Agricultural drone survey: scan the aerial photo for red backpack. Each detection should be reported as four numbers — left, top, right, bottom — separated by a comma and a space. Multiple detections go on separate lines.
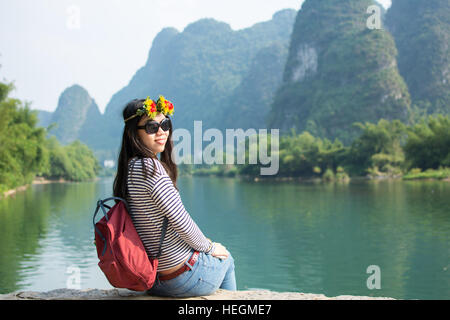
93, 197, 168, 291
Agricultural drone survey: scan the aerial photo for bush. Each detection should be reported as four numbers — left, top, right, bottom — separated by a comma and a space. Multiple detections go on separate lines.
322, 168, 335, 181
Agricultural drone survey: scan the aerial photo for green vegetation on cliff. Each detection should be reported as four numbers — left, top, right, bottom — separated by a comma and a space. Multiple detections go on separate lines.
268, 0, 411, 145
385, 0, 450, 115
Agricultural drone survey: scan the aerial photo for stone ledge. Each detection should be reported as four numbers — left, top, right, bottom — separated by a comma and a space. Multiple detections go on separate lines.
0, 288, 395, 300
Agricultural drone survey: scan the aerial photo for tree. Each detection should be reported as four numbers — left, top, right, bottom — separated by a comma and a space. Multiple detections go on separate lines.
0, 82, 48, 192
349, 119, 407, 175
403, 115, 450, 170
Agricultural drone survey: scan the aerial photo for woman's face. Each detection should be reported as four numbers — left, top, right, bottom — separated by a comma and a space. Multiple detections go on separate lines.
137, 112, 170, 155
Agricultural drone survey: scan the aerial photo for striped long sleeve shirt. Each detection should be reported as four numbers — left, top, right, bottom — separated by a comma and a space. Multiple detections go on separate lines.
126, 157, 213, 271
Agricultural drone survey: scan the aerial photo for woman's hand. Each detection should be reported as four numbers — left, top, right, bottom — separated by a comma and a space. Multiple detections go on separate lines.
211, 242, 230, 260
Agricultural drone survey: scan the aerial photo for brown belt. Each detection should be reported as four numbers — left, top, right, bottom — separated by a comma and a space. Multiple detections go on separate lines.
158, 251, 199, 281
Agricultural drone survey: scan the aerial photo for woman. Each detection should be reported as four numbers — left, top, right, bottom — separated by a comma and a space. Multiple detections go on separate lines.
113, 96, 236, 297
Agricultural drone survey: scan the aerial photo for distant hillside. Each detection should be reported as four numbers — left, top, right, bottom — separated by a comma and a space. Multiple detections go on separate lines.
36, 110, 52, 128
101, 9, 297, 151
385, 0, 450, 115
49, 84, 103, 148
268, 0, 412, 145
43, 3, 449, 163
210, 41, 289, 131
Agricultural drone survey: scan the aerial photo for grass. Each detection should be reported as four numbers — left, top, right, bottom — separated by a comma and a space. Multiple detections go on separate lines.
402, 167, 450, 180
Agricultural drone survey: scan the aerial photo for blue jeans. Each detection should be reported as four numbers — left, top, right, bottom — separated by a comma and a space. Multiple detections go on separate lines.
147, 250, 236, 298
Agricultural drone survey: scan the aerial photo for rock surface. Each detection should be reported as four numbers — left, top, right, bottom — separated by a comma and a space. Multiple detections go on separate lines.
0, 288, 394, 300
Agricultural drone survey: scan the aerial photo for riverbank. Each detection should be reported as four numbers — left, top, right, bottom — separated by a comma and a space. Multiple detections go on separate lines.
1, 177, 81, 200
0, 288, 395, 300
402, 167, 450, 181
186, 167, 450, 183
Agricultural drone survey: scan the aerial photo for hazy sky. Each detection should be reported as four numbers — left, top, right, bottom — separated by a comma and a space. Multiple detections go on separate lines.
0, 0, 391, 113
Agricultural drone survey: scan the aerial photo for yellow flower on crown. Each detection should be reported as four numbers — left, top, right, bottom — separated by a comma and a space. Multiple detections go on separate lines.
156, 95, 174, 116
143, 96, 157, 119
124, 94, 175, 123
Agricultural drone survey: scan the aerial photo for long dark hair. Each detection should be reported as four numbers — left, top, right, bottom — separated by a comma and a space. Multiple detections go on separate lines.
113, 98, 178, 200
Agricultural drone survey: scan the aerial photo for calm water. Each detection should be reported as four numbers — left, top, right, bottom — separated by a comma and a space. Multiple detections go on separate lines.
0, 176, 448, 299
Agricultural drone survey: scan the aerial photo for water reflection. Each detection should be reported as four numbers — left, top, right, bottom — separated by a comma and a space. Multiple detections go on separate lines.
185, 177, 450, 299
0, 179, 114, 293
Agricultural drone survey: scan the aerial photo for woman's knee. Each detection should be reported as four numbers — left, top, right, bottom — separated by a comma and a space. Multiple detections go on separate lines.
227, 253, 235, 265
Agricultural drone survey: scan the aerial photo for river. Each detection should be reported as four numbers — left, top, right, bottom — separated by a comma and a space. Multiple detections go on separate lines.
0, 176, 448, 299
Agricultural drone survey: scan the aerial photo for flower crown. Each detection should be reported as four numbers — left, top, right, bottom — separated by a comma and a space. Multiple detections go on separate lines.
124, 95, 174, 123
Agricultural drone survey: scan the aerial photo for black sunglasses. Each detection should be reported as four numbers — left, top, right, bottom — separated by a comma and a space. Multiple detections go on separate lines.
137, 117, 171, 134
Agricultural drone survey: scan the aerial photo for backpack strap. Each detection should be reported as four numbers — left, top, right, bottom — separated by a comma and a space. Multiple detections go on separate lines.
93, 200, 108, 255
155, 217, 169, 258
102, 196, 130, 212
